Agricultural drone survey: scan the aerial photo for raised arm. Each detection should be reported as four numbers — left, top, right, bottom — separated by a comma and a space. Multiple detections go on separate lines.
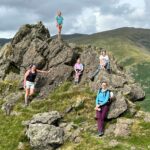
36, 69, 50, 74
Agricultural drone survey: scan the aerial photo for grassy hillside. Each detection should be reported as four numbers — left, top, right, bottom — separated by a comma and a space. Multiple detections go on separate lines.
67, 27, 150, 112
0, 81, 150, 150
0, 27, 150, 149
68, 27, 150, 65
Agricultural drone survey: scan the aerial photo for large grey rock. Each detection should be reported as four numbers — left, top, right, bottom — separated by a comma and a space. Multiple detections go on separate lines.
114, 118, 134, 137
79, 49, 145, 119
25, 111, 64, 150
0, 22, 77, 96
26, 124, 64, 149
29, 111, 61, 125
129, 84, 145, 101
1, 92, 23, 115
111, 74, 127, 88
108, 92, 128, 119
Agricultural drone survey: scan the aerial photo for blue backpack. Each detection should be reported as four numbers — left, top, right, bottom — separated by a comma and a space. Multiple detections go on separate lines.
98, 88, 111, 104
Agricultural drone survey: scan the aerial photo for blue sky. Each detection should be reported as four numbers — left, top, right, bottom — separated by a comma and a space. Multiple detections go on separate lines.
0, 0, 149, 38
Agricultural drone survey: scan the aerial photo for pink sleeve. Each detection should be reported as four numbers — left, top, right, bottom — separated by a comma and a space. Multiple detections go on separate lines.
74, 64, 77, 70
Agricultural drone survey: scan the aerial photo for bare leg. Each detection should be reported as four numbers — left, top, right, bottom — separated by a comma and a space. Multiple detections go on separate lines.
25, 88, 30, 106
58, 25, 62, 40
29, 88, 35, 96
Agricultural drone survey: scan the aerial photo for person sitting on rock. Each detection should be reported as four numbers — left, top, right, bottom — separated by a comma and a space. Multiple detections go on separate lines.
90, 49, 110, 81
100, 50, 110, 70
24, 64, 50, 106
94, 81, 113, 136
74, 58, 84, 84
56, 10, 63, 39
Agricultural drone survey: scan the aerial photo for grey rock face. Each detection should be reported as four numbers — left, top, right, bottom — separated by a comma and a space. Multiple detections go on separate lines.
114, 118, 134, 137
79, 48, 145, 119
108, 92, 128, 119
0, 22, 77, 96
25, 111, 64, 150
26, 124, 63, 149
29, 111, 61, 125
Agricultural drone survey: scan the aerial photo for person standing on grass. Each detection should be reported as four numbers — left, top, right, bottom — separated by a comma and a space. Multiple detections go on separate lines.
95, 81, 114, 136
56, 10, 64, 39
24, 64, 50, 106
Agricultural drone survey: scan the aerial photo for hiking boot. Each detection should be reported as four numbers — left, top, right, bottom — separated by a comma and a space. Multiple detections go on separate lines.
98, 131, 104, 136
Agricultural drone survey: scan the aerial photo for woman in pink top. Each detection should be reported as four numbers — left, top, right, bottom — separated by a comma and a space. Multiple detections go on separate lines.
74, 58, 84, 84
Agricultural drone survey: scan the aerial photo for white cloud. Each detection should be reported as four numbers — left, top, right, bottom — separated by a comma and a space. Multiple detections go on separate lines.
0, 0, 150, 38
0, 31, 15, 38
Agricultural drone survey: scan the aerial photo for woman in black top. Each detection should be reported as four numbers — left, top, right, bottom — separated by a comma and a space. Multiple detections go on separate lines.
24, 64, 50, 106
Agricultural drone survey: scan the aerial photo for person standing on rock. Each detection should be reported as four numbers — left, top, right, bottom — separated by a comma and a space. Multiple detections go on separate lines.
74, 58, 84, 84
24, 64, 50, 106
90, 50, 110, 81
56, 10, 63, 39
95, 81, 113, 136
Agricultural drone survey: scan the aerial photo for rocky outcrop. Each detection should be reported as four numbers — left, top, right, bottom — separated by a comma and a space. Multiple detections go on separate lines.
0, 22, 78, 96
25, 111, 64, 150
114, 118, 134, 137
78, 48, 145, 119
0, 22, 146, 149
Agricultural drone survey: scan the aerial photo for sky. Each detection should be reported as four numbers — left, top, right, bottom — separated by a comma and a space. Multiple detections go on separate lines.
0, 0, 149, 38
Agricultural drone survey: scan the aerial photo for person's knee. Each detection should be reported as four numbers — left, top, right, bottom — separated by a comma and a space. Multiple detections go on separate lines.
25, 89, 30, 95
29, 90, 34, 96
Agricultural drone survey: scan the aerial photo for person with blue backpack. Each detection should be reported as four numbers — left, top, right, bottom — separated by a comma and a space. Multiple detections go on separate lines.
95, 81, 114, 136
56, 10, 64, 39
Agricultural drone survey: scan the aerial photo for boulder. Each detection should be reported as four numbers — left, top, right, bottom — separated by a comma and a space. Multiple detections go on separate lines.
79, 49, 145, 119
107, 92, 128, 119
28, 111, 61, 125
0, 22, 78, 96
25, 111, 64, 150
1, 92, 23, 115
128, 84, 145, 101
114, 118, 134, 137
26, 124, 64, 149
111, 74, 127, 88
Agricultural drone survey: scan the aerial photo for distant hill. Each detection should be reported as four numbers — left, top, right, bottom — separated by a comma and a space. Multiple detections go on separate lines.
64, 27, 150, 112
0, 38, 11, 47
52, 33, 88, 40
66, 27, 150, 66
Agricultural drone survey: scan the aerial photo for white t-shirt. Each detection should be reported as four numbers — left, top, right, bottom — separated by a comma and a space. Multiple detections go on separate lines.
99, 55, 109, 64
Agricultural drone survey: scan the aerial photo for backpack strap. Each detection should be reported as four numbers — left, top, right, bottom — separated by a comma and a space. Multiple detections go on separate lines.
98, 88, 102, 94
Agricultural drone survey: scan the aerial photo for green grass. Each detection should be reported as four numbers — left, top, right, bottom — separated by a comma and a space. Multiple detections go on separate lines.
0, 79, 150, 150
0, 81, 96, 150
115, 121, 150, 150
131, 62, 150, 112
